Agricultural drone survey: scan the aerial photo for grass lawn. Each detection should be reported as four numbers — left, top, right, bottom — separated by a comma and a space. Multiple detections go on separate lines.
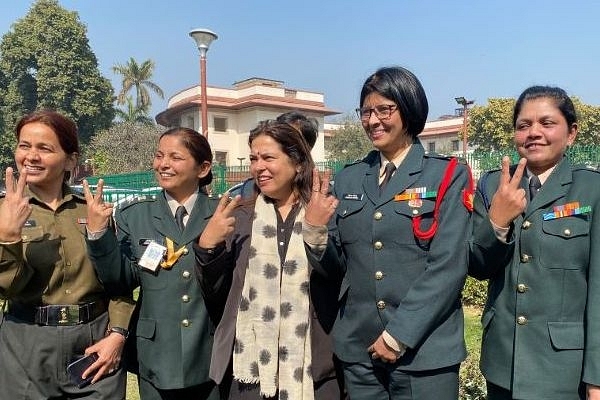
460, 306, 486, 399
126, 373, 139, 400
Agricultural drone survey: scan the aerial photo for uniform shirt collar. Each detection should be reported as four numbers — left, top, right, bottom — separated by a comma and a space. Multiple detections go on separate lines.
379, 145, 412, 178
164, 189, 198, 217
527, 166, 554, 185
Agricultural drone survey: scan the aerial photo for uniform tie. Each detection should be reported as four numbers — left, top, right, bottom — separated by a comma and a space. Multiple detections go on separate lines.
379, 162, 396, 193
529, 175, 541, 200
175, 205, 187, 231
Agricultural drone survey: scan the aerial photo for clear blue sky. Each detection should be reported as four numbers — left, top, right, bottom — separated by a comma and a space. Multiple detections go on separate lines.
2, 0, 600, 122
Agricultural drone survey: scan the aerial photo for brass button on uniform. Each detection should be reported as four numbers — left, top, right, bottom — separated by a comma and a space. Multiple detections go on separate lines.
374, 241, 383, 250
374, 211, 383, 221
182, 319, 190, 327
412, 209, 419, 215
375, 271, 384, 280
182, 270, 191, 279
516, 284, 528, 293
376, 300, 386, 310
182, 295, 190, 303
564, 229, 571, 236
522, 221, 531, 229
517, 316, 528, 325
182, 248, 189, 255
520, 254, 530, 263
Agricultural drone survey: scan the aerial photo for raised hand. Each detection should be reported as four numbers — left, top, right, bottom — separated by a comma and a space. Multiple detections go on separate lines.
304, 168, 339, 226
488, 156, 527, 228
0, 167, 32, 242
198, 194, 240, 249
83, 179, 113, 232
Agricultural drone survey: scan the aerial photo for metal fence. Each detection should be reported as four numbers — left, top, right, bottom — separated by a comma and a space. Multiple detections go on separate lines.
84, 146, 600, 201
84, 160, 351, 200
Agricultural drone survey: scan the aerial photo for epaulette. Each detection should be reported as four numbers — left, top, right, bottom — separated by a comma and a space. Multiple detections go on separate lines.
424, 151, 454, 161
573, 164, 600, 174
341, 150, 377, 170
117, 194, 157, 211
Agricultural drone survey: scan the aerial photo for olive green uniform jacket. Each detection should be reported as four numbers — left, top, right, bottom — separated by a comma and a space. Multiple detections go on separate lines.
330, 143, 471, 370
87, 191, 217, 390
470, 157, 600, 399
0, 185, 132, 327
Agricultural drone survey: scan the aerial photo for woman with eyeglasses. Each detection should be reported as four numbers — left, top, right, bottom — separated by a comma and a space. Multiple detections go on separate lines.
309, 66, 473, 399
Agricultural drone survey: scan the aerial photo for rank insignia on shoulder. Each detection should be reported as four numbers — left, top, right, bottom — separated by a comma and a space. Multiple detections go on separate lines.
118, 194, 156, 210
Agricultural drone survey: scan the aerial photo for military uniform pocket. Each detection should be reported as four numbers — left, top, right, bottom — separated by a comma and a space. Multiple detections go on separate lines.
548, 321, 583, 350
539, 216, 589, 269
136, 318, 156, 340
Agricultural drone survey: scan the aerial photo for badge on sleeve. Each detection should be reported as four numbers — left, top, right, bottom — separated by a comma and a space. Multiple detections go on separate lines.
138, 241, 167, 272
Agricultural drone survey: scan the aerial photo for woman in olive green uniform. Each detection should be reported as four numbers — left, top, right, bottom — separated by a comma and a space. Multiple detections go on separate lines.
85, 127, 219, 400
0, 110, 132, 399
470, 86, 600, 399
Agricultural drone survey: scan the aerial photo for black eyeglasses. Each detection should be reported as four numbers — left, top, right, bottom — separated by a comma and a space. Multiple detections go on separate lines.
355, 104, 397, 122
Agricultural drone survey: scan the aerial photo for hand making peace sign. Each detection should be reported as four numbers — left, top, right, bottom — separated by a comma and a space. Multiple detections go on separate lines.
488, 156, 528, 228
198, 194, 241, 249
82, 179, 113, 233
0, 167, 32, 242
304, 168, 339, 226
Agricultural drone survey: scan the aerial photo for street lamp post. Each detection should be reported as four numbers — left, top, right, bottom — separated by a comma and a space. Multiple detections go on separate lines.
189, 28, 218, 138
455, 96, 474, 160
237, 157, 245, 168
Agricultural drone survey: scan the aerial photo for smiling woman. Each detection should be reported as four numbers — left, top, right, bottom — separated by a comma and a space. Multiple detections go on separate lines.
196, 120, 346, 400
85, 127, 220, 400
469, 86, 600, 400
0, 109, 133, 399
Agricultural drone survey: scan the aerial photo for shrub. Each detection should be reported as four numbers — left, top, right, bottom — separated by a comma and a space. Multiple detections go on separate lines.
462, 276, 488, 308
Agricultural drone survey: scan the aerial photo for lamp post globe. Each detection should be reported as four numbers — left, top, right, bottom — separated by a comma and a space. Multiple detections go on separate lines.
189, 28, 218, 138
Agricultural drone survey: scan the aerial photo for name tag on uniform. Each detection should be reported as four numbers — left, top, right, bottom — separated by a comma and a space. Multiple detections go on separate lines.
24, 219, 37, 227
138, 241, 166, 272
343, 193, 363, 201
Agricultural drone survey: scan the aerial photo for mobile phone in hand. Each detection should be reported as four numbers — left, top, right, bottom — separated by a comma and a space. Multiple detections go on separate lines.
67, 353, 99, 388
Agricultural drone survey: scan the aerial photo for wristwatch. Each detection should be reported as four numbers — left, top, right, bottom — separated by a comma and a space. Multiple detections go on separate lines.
107, 326, 129, 339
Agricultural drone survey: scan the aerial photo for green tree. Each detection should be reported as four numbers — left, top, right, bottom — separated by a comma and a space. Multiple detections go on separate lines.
0, 0, 114, 169
115, 96, 154, 125
86, 121, 164, 175
112, 57, 164, 109
571, 97, 600, 146
467, 98, 515, 153
325, 116, 373, 161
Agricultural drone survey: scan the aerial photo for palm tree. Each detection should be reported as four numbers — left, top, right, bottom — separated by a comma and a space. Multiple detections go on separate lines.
114, 96, 154, 125
112, 58, 164, 109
